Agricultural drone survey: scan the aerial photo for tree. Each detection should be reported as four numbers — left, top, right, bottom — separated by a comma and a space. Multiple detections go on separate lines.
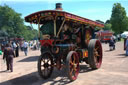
0, 5, 24, 37
0, 5, 38, 40
103, 23, 112, 31
110, 3, 127, 34
96, 20, 104, 24
102, 20, 112, 31
0, 30, 8, 37
105, 20, 110, 24
124, 16, 128, 31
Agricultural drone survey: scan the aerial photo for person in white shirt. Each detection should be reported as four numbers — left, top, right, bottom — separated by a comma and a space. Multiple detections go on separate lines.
23, 41, 28, 56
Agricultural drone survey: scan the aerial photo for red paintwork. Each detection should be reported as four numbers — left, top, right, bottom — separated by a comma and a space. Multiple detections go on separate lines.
96, 31, 113, 36
96, 31, 113, 41
40, 40, 54, 46
103, 38, 111, 41
25, 10, 104, 28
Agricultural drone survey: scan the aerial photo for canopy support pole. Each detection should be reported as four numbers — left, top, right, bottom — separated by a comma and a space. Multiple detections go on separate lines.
38, 19, 41, 40
57, 19, 65, 37
54, 17, 57, 37
30, 23, 34, 29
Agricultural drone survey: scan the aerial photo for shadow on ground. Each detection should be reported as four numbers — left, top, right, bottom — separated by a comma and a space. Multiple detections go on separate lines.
104, 50, 111, 52
0, 71, 39, 85
79, 64, 96, 73
0, 70, 70, 85
0, 70, 10, 73
116, 53, 128, 58
0, 64, 94, 85
18, 56, 39, 62
104, 50, 116, 52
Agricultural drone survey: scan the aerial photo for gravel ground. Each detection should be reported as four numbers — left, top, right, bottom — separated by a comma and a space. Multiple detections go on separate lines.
0, 41, 128, 85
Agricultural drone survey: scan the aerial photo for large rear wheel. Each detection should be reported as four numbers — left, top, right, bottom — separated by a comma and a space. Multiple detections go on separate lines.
38, 52, 53, 79
88, 39, 102, 69
66, 51, 79, 81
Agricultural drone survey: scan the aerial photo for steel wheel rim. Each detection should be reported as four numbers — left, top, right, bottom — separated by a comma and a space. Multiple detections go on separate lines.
69, 53, 79, 80
94, 41, 102, 68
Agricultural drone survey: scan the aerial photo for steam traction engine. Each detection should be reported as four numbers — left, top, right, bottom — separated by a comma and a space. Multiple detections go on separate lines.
25, 3, 104, 81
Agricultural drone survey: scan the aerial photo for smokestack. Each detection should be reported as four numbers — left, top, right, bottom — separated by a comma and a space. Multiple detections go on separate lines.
55, 3, 63, 11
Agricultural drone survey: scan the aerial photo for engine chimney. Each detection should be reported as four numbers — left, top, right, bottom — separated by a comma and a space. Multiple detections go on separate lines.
55, 3, 63, 11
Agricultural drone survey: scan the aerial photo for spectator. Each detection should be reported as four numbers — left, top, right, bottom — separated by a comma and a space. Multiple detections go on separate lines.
1, 44, 5, 52
0, 44, 2, 55
23, 41, 28, 56
15, 42, 19, 57
36, 41, 40, 50
125, 36, 128, 56
3, 43, 15, 72
12, 42, 17, 50
12, 42, 17, 57
21, 42, 24, 51
109, 36, 116, 50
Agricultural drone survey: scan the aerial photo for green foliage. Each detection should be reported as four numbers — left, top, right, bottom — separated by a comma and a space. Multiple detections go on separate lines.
103, 23, 112, 31
0, 5, 38, 40
125, 16, 128, 31
105, 20, 110, 24
110, 3, 127, 34
102, 20, 112, 31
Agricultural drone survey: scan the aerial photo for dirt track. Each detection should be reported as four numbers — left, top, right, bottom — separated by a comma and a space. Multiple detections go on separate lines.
0, 41, 128, 85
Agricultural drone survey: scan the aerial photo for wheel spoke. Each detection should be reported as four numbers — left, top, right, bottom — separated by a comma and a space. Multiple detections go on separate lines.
47, 59, 50, 63
42, 58, 45, 62
95, 47, 99, 50
48, 64, 52, 68
70, 68, 74, 75
94, 55, 97, 63
66, 51, 79, 81
94, 49, 99, 57
41, 64, 44, 67
70, 61, 73, 65
70, 57, 73, 65
73, 54, 76, 64
73, 67, 77, 73
38, 53, 53, 79
96, 52, 100, 56
97, 54, 100, 57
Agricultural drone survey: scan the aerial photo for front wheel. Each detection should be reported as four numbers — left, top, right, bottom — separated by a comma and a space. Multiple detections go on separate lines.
38, 52, 53, 79
66, 51, 79, 81
88, 39, 102, 69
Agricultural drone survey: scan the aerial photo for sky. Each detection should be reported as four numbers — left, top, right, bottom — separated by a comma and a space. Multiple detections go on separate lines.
0, 0, 128, 28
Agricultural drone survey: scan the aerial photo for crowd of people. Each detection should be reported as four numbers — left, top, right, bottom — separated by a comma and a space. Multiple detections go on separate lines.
0, 40, 40, 72
0, 36, 128, 72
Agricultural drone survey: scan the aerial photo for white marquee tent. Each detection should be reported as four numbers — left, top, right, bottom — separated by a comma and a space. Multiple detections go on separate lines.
121, 31, 128, 38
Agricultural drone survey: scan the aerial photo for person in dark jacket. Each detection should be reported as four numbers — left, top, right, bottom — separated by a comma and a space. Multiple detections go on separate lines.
15, 42, 19, 57
109, 36, 115, 51
3, 43, 15, 72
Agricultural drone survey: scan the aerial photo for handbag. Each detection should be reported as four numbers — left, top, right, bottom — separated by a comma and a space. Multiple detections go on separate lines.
0, 50, 2, 55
